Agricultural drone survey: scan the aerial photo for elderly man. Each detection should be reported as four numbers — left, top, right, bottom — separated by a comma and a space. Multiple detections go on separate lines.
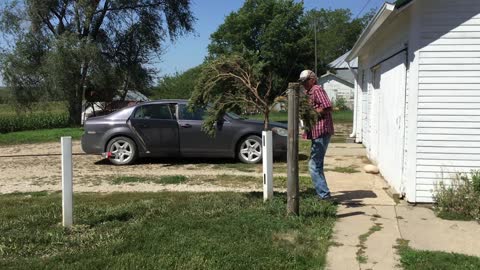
298, 70, 334, 201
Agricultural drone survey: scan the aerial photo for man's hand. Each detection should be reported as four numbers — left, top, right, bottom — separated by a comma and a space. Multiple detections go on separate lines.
316, 106, 332, 116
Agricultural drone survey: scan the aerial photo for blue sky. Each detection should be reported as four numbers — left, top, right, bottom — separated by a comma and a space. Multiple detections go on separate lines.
0, 0, 384, 86
156, 0, 385, 77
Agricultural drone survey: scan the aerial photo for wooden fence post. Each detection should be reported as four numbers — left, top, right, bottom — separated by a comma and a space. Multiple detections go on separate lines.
287, 83, 300, 215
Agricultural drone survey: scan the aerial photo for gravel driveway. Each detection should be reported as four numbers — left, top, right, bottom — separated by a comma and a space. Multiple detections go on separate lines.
0, 134, 367, 194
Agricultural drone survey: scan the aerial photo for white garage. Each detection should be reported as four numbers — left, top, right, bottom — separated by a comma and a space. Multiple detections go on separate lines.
347, 0, 480, 203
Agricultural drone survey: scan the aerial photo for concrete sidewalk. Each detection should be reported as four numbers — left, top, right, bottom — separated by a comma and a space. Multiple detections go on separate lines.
324, 143, 480, 270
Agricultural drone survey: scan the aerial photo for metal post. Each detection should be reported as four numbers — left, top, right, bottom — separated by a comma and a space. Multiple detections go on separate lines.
287, 83, 300, 215
61, 137, 73, 227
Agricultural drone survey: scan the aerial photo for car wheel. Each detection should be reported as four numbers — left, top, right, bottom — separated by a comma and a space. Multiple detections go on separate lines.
106, 136, 137, 165
238, 135, 262, 164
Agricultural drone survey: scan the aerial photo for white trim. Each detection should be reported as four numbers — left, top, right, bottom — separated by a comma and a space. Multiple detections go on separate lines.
347, 62, 358, 139
405, 0, 421, 203
346, 3, 396, 62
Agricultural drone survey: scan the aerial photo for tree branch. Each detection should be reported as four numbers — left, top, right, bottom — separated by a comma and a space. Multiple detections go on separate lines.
42, 17, 57, 37
95, 1, 166, 14
90, 0, 110, 40
73, 1, 82, 36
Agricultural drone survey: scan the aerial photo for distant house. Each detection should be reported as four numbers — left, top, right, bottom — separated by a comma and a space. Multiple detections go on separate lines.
319, 51, 358, 109
346, 0, 480, 203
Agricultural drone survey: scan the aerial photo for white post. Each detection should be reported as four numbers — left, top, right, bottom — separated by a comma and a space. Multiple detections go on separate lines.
262, 131, 273, 201
61, 136, 73, 227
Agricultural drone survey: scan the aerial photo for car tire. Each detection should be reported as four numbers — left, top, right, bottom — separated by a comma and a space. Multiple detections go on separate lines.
106, 136, 138, 165
237, 135, 262, 164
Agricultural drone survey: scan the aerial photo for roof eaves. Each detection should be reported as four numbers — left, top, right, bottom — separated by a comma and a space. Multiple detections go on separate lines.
346, 2, 395, 62
395, 0, 413, 9
319, 73, 355, 87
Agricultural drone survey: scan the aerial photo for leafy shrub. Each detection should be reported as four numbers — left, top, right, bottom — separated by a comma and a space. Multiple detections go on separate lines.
434, 170, 480, 221
0, 112, 70, 133
150, 65, 202, 100
333, 96, 350, 111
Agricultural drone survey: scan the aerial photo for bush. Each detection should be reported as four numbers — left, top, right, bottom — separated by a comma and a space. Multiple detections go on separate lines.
434, 170, 480, 221
0, 112, 70, 133
333, 96, 350, 111
150, 65, 202, 100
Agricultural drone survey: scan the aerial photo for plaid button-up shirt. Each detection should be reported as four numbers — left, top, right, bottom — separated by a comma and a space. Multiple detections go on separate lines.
303, 85, 334, 140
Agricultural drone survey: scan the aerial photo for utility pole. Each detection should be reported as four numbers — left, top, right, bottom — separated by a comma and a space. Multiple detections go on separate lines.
287, 83, 300, 216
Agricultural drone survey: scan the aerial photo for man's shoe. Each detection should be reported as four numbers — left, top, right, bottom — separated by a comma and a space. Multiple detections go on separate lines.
318, 196, 339, 205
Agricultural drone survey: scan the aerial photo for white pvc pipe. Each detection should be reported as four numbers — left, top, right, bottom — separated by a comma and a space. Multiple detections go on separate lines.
262, 131, 273, 201
61, 136, 73, 227
347, 61, 358, 139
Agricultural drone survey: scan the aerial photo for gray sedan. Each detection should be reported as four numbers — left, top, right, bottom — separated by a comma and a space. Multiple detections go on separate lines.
81, 100, 288, 165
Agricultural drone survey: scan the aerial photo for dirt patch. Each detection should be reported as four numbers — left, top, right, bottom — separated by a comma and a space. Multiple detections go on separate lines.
0, 125, 366, 194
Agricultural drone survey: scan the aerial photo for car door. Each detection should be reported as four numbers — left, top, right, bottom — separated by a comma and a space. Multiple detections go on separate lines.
176, 103, 236, 157
130, 103, 179, 157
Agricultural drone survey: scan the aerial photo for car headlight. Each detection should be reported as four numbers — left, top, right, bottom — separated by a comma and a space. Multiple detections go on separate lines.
272, 127, 288, 137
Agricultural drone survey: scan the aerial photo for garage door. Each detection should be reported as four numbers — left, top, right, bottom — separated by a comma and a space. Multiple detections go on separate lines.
376, 51, 407, 193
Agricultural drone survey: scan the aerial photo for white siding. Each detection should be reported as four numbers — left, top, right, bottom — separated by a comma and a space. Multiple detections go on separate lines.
319, 76, 355, 109
402, 65, 410, 195
416, 0, 480, 202
356, 7, 412, 193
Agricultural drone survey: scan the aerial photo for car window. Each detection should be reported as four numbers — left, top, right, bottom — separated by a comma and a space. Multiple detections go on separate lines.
133, 104, 173, 120
178, 104, 205, 120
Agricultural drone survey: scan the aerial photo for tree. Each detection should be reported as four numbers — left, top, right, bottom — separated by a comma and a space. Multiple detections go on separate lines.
190, 53, 274, 135
208, 0, 310, 99
150, 65, 203, 100
0, 0, 194, 124
302, 8, 375, 75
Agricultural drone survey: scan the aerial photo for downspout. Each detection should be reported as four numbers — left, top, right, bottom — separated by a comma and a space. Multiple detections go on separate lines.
347, 61, 358, 139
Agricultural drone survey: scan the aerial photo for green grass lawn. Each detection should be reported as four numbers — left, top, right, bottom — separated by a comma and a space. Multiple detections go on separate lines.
397, 240, 480, 270
0, 127, 83, 145
247, 110, 353, 124
0, 192, 336, 269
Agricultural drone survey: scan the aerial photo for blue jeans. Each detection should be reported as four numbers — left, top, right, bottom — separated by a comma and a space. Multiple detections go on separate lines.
309, 135, 331, 199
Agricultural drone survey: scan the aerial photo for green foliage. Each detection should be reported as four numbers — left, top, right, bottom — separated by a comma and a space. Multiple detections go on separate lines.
434, 170, 480, 221
151, 66, 203, 99
0, 0, 195, 125
247, 110, 354, 124
396, 239, 480, 270
111, 175, 188, 185
0, 87, 9, 104
208, 0, 308, 96
190, 53, 272, 135
0, 101, 71, 133
0, 128, 83, 145
0, 192, 336, 269
472, 171, 480, 194
334, 96, 350, 111
302, 8, 375, 75
299, 91, 319, 132
0, 112, 70, 133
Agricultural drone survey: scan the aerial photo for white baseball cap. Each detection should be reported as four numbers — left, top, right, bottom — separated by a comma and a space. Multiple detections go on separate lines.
298, 69, 316, 83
